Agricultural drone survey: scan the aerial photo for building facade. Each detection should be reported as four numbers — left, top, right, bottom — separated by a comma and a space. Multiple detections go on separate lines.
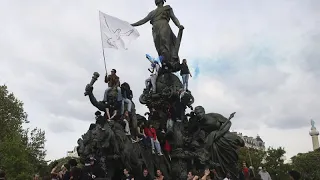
66, 146, 79, 158
233, 132, 265, 150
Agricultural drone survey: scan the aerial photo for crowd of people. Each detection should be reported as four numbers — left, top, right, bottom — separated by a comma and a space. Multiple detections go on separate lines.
0, 164, 305, 180
235, 162, 301, 180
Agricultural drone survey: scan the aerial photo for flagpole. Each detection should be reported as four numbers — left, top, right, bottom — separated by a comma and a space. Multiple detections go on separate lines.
99, 11, 107, 74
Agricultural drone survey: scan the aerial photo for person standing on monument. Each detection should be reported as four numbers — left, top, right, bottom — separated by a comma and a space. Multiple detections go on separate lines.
145, 61, 160, 93
103, 69, 122, 103
144, 122, 163, 155
180, 59, 192, 91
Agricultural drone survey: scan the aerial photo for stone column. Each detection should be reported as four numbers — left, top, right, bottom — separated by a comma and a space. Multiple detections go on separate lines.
309, 120, 319, 151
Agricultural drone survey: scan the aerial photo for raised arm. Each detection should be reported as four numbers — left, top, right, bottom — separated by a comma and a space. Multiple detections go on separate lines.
170, 9, 182, 28
85, 84, 107, 111
104, 74, 110, 84
131, 12, 153, 26
214, 121, 231, 141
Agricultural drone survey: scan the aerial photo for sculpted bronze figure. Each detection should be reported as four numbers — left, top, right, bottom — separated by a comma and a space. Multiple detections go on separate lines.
132, 0, 184, 72
78, 2, 244, 178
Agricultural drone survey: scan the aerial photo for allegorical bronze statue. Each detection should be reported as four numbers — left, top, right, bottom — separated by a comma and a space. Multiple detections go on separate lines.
131, 0, 184, 72
193, 106, 245, 179
77, 2, 245, 178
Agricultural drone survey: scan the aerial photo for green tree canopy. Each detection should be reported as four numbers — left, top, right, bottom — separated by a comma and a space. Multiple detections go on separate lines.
238, 147, 266, 171
264, 147, 292, 180
291, 149, 320, 180
0, 85, 48, 179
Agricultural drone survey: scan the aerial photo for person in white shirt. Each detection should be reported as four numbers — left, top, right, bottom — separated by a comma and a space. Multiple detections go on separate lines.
223, 173, 231, 180
145, 61, 160, 93
259, 167, 272, 180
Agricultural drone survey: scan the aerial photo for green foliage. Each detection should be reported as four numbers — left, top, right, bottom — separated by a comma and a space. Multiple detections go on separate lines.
0, 85, 48, 179
291, 150, 320, 179
238, 147, 266, 171
264, 147, 292, 180
238, 146, 294, 179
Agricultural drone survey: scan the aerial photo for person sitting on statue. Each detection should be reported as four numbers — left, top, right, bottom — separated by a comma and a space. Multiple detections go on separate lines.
137, 121, 148, 148
145, 60, 160, 93
105, 98, 120, 121
144, 122, 163, 155
95, 111, 106, 127
180, 59, 192, 91
120, 82, 133, 115
103, 69, 122, 103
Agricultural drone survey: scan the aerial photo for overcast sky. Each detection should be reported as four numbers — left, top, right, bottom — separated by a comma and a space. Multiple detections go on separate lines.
1, 0, 319, 161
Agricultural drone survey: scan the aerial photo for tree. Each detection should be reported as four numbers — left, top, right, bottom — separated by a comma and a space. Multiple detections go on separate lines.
0, 85, 48, 179
238, 147, 266, 172
291, 149, 320, 179
264, 147, 292, 180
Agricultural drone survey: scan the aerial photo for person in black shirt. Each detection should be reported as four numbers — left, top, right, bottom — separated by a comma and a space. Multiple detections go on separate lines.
106, 98, 121, 121
141, 168, 152, 180
61, 163, 71, 180
120, 83, 133, 115
180, 59, 192, 91
123, 168, 134, 180
82, 157, 106, 179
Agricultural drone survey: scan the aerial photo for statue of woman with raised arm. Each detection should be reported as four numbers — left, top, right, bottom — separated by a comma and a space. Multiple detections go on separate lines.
131, 0, 184, 72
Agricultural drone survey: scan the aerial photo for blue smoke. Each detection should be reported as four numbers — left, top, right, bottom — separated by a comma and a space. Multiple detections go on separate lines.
194, 62, 200, 79
146, 54, 163, 64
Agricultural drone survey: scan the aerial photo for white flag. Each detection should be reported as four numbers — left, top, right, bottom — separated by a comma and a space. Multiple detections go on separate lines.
99, 11, 140, 50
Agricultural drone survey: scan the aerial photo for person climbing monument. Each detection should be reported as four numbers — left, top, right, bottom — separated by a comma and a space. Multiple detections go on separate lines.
145, 60, 160, 93
120, 82, 133, 115
103, 69, 122, 103
144, 122, 163, 155
105, 98, 120, 121
180, 59, 192, 91
122, 110, 136, 143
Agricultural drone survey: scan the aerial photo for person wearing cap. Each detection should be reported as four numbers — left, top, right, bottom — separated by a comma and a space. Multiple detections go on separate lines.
82, 156, 105, 179
145, 60, 160, 93
103, 69, 122, 103
249, 166, 255, 178
288, 170, 301, 180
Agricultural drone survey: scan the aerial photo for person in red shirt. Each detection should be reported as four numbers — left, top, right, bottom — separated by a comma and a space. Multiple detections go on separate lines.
144, 123, 163, 155
242, 162, 250, 180
163, 140, 171, 160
